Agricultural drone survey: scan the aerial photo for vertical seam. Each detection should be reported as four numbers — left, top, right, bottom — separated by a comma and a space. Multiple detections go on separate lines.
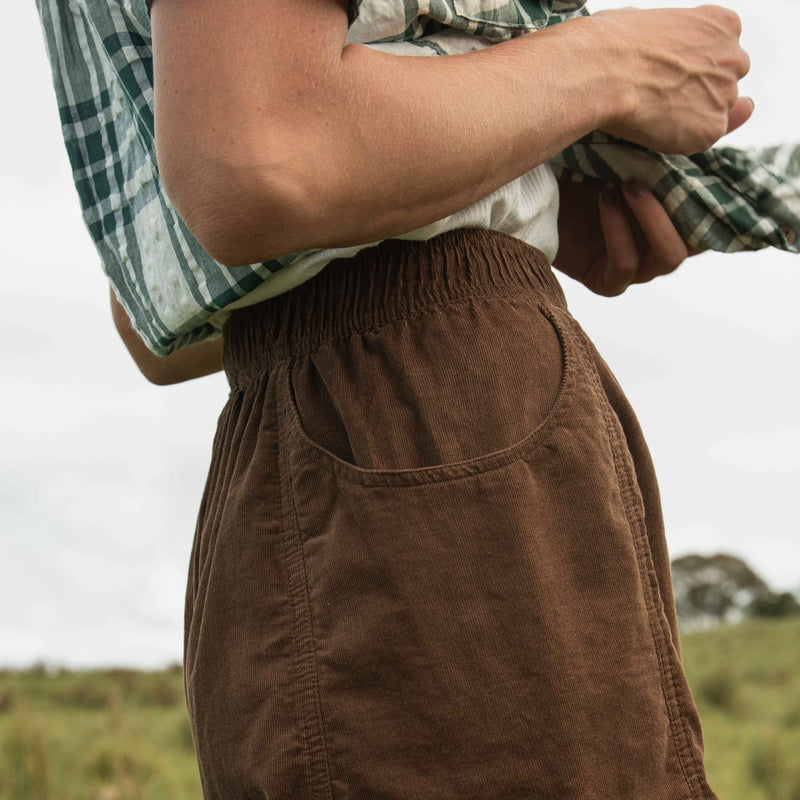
187, 392, 245, 688
277, 360, 335, 800
573, 326, 709, 800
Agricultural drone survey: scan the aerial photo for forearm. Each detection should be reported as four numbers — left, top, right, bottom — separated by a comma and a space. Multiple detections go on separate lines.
155, 1, 747, 268
160, 15, 626, 266
295, 27, 619, 258
109, 287, 223, 385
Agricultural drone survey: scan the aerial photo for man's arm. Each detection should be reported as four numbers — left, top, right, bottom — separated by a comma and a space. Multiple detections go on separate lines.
109, 287, 223, 385
150, 0, 750, 268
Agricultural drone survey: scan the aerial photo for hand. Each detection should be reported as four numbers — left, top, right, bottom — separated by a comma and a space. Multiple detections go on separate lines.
592, 5, 753, 154
552, 178, 702, 297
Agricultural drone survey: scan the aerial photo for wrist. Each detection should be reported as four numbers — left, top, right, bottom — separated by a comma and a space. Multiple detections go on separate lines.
571, 14, 636, 134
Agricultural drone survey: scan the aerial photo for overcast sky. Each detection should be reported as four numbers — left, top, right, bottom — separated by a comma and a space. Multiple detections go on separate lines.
2, 0, 798, 670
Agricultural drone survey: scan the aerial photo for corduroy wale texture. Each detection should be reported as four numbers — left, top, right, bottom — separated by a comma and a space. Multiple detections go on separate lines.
185, 228, 717, 800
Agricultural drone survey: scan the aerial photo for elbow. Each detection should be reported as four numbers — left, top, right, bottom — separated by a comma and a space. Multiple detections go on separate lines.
157, 132, 323, 267
188, 201, 304, 269
141, 366, 178, 386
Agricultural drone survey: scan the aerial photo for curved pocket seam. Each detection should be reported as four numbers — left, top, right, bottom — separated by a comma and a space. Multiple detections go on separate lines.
283, 300, 578, 487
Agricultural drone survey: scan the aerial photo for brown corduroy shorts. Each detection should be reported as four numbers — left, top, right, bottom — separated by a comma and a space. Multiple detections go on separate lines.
183, 228, 717, 800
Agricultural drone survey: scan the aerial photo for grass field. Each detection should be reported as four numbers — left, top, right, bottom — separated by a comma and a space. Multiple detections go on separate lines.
1, 616, 798, 799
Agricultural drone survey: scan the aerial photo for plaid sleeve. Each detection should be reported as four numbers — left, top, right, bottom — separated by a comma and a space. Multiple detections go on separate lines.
550, 132, 800, 255
34, 0, 304, 356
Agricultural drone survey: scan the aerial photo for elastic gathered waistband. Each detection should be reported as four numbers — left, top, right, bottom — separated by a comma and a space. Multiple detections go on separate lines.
222, 228, 565, 389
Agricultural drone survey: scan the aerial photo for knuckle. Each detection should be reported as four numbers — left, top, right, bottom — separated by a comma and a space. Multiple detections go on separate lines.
615, 256, 639, 278
664, 249, 687, 273
739, 48, 751, 78
602, 260, 636, 295
700, 119, 728, 149
644, 250, 684, 282
689, 135, 714, 155
704, 5, 742, 35
601, 278, 628, 297
723, 8, 742, 35
595, 283, 618, 298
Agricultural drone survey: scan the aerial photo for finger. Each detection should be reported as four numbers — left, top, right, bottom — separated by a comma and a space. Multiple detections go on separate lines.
726, 96, 755, 136
598, 186, 640, 295
620, 180, 689, 283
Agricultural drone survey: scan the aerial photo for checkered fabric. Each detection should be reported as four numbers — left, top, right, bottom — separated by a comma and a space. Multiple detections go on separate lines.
36, 0, 799, 354
551, 132, 800, 255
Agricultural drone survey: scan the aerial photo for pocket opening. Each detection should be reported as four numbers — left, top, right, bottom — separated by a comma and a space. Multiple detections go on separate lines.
282, 297, 578, 487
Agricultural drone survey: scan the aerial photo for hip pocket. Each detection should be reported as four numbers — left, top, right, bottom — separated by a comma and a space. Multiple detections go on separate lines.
283, 294, 575, 487
277, 311, 696, 797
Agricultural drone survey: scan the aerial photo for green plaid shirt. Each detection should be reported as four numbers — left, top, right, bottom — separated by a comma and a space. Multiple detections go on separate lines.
37, 0, 800, 355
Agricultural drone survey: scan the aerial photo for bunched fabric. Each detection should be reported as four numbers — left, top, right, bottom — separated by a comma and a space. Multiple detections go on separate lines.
551, 131, 800, 255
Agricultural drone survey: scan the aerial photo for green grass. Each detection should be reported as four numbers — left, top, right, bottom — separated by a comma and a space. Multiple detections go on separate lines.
0, 664, 199, 800
680, 615, 800, 800
1, 616, 798, 799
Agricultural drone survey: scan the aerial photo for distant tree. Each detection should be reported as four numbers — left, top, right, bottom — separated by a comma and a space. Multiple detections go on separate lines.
750, 592, 800, 618
671, 553, 777, 630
